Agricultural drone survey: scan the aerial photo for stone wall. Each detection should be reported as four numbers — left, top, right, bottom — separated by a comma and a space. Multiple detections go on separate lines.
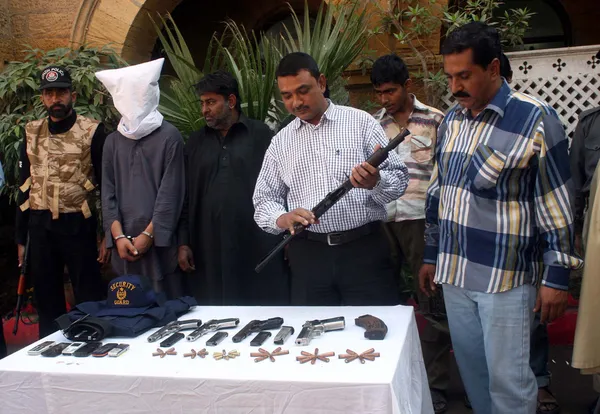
7, 0, 79, 60
0, 0, 14, 70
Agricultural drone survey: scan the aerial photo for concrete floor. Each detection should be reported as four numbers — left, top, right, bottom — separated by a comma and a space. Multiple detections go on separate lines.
444, 345, 597, 414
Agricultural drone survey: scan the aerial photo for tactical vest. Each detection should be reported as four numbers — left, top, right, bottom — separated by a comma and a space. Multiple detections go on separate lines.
20, 115, 99, 219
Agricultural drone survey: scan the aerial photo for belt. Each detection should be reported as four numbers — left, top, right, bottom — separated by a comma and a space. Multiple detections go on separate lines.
300, 222, 380, 246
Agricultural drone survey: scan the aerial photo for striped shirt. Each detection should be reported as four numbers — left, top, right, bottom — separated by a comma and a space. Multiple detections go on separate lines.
374, 95, 444, 221
423, 81, 582, 293
253, 101, 409, 234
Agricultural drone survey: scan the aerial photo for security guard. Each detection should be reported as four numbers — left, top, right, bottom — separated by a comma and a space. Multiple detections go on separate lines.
16, 66, 110, 338
570, 104, 600, 252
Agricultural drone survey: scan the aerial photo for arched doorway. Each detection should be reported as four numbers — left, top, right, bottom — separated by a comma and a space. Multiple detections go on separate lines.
73, 0, 324, 65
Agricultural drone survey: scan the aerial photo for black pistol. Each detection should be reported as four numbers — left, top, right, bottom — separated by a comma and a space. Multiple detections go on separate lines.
232, 317, 284, 343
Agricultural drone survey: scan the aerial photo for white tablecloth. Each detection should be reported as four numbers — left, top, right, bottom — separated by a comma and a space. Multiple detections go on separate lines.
0, 305, 433, 414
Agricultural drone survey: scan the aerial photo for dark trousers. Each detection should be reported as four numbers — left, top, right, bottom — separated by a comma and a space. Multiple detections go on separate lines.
287, 224, 400, 306
384, 219, 453, 392
29, 223, 102, 338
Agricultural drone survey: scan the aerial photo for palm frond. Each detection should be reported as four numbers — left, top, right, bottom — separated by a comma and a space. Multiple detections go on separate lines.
150, 12, 204, 137
212, 20, 282, 123
280, 0, 369, 82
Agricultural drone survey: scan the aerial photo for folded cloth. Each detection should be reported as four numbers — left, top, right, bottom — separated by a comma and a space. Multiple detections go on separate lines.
55, 275, 197, 339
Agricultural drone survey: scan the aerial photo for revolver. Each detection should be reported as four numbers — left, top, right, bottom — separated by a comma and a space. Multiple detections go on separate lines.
232, 317, 284, 343
295, 316, 345, 346
186, 318, 240, 342
147, 319, 202, 343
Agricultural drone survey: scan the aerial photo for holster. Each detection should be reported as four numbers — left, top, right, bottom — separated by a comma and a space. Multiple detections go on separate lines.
55, 314, 114, 342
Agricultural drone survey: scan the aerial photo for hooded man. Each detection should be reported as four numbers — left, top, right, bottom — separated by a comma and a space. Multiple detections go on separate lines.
96, 58, 185, 296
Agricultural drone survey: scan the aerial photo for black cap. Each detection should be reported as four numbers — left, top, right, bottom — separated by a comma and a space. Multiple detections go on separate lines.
39, 65, 72, 90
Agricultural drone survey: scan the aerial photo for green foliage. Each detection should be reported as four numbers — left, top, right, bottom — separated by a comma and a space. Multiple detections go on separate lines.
369, 0, 534, 106
154, 0, 369, 129
279, 0, 369, 85
0, 45, 125, 202
443, 0, 535, 46
150, 13, 204, 138
205, 21, 282, 124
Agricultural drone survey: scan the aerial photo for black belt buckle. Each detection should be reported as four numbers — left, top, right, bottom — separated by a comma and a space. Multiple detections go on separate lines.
326, 232, 344, 246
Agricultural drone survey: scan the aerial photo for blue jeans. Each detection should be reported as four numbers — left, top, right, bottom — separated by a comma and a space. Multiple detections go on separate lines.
530, 312, 550, 388
444, 283, 537, 414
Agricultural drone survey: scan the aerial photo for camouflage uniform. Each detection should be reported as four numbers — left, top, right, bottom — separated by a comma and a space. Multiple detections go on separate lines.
16, 111, 106, 338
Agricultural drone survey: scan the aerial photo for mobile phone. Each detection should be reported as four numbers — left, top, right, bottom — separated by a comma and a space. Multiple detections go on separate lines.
108, 344, 130, 357
206, 332, 228, 346
62, 342, 86, 356
274, 326, 295, 345
250, 331, 272, 346
160, 332, 184, 348
28, 341, 56, 356
91, 343, 118, 357
41, 343, 70, 357
73, 342, 102, 357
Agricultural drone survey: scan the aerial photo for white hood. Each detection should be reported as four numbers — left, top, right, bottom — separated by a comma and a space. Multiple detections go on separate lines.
95, 58, 165, 140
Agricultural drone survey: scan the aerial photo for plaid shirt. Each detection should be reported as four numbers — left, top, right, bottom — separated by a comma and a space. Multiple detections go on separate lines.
423, 82, 582, 293
374, 95, 444, 222
253, 101, 409, 234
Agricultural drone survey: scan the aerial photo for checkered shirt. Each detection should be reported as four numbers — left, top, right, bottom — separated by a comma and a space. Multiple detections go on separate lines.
423, 82, 583, 293
253, 101, 409, 234
374, 95, 444, 222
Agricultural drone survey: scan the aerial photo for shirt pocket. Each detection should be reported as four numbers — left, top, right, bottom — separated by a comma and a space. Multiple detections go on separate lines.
410, 135, 433, 164
326, 146, 364, 183
466, 143, 507, 190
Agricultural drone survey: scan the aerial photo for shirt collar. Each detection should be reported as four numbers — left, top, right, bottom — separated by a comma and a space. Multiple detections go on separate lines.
203, 111, 250, 134
377, 94, 429, 121
454, 80, 511, 118
292, 99, 336, 129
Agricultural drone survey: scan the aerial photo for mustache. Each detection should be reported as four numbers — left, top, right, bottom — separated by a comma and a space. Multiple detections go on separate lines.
453, 91, 470, 98
294, 106, 309, 112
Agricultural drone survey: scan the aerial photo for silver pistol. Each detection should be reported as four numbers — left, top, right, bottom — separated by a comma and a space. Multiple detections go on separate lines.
186, 318, 240, 342
295, 316, 345, 346
147, 319, 202, 343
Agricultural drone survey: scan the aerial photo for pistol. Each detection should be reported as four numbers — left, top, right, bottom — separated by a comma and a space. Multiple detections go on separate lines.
232, 317, 284, 343
355, 314, 388, 340
186, 318, 240, 342
147, 319, 202, 343
295, 316, 345, 346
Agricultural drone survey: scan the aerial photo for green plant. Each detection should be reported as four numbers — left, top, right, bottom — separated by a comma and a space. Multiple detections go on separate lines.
150, 13, 204, 138
370, 0, 534, 106
0, 45, 125, 202
205, 21, 282, 124
153, 0, 369, 129
279, 0, 369, 86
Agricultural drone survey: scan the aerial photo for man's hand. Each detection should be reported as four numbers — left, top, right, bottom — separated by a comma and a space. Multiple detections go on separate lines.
133, 233, 153, 255
17, 244, 25, 268
276, 208, 319, 234
116, 237, 139, 262
350, 144, 381, 189
418, 264, 437, 297
534, 285, 568, 324
97, 237, 111, 264
178, 245, 195, 272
